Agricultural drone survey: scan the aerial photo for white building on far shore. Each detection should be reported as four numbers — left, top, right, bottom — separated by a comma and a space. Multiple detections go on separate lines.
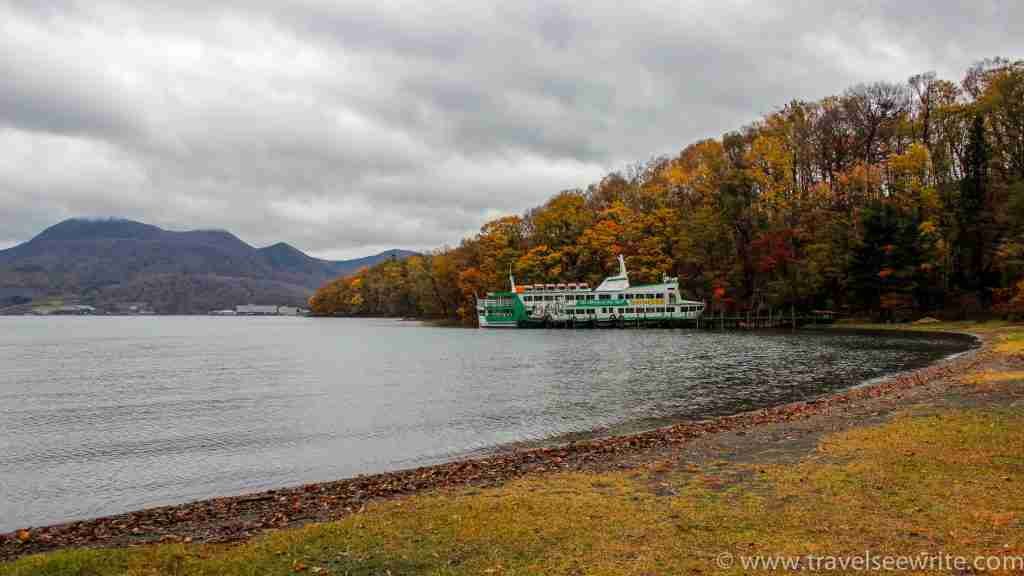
235, 304, 279, 315
234, 304, 309, 316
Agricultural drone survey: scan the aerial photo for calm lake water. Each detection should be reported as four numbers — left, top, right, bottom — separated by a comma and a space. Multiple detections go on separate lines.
0, 317, 972, 531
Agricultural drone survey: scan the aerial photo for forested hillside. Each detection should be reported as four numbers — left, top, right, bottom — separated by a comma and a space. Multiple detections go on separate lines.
310, 58, 1024, 323
0, 218, 415, 314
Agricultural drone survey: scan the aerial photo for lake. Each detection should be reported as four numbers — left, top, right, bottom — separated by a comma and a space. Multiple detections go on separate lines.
0, 317, 972, 532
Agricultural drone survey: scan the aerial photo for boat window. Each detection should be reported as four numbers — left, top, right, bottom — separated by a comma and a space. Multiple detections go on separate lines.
586, 295, 595, 300
657, 293, 664, 299
618, 308, 626, 313
667, 306, 675, 312
598, 294, 611, 300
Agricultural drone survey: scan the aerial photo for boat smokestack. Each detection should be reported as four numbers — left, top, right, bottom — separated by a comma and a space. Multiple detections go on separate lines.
618, 254, 627, 279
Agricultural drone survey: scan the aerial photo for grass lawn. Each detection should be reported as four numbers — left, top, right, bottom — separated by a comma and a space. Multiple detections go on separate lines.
833, 318, 1014, 333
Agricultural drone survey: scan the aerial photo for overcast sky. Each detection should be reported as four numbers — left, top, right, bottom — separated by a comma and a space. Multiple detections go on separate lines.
1, 1, 1020, 258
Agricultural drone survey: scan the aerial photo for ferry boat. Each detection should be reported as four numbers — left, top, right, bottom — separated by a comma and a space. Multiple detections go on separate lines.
476, 255, 705, 328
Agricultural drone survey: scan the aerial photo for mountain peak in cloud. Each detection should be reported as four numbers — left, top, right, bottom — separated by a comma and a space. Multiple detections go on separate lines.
34, 218, 162, 242
1, 218, 416, 314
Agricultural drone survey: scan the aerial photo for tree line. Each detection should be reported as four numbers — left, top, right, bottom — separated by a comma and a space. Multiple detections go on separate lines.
310, 58, 1024, 323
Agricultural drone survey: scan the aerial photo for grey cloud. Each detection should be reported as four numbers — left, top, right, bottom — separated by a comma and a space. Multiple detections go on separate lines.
0, 0, 1021, 258
274, 2, 475, 60
0, 43, 141, 139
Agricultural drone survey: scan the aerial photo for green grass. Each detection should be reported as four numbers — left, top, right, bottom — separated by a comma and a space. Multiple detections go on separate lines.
6, 406, 1023, 575
833, 318, 1015, 334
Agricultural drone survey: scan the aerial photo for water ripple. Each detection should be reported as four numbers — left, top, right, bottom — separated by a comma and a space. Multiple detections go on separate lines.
0, 317, 970, 531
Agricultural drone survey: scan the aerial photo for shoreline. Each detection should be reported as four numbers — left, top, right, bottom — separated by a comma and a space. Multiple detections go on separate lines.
0, 327, 991, 562
484, 328, 979, 456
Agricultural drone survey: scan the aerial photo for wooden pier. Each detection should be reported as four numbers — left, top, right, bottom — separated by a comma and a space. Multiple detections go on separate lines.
523, 309, 837, 330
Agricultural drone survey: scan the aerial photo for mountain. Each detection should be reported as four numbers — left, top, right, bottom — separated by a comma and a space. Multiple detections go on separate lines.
0, 218, 416, 314
256, 243, 411, 278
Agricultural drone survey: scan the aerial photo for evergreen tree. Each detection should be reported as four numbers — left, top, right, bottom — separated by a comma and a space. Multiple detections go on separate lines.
850, 203, 922, 320
958, 113, 991, 295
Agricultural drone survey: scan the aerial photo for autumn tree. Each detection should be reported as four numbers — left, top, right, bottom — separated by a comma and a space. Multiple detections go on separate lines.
308, 59, 1024, 323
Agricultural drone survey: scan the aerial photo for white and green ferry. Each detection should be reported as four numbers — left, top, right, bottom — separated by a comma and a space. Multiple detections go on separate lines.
476, 255, 705, 328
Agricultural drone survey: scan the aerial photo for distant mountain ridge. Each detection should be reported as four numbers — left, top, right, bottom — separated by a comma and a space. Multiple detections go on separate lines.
0, 218, 416, 314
